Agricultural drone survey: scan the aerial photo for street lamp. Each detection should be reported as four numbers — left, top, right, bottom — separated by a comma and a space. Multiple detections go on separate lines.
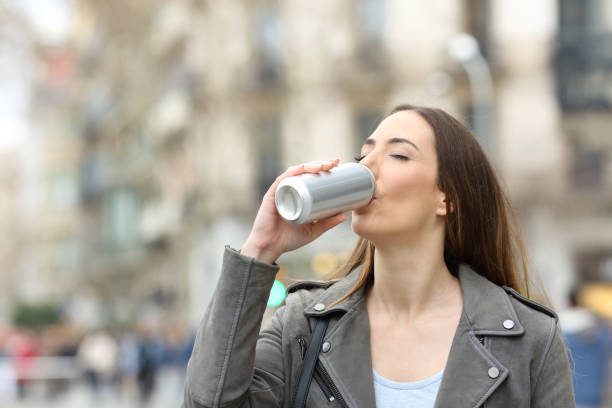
448, 33, 496, 158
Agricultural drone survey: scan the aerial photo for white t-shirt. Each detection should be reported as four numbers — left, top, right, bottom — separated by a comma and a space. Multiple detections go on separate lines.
372, 368, 443, 408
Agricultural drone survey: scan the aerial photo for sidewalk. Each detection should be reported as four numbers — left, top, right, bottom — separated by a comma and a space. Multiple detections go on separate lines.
2, 367, 184, 408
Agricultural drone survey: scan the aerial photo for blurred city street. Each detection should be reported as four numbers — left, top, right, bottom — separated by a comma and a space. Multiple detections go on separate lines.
2, 367, 185, 407
1, 0, 612, 406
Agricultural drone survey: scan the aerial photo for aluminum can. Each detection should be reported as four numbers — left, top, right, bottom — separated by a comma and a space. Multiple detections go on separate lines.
275, 163, 376, 225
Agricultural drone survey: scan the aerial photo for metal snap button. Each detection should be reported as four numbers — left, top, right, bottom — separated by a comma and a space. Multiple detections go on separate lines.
321, 342, 331, 353
503, 319, 515, 330
488, 367, 500, 379
313, 303, 325, 311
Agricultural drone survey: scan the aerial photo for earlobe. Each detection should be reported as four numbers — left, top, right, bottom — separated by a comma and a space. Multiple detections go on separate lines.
436, 199, 447, 216
437, 198, 454, 216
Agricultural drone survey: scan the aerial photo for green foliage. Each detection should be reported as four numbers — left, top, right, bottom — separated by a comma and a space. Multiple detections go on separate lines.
12, 303, 60, 328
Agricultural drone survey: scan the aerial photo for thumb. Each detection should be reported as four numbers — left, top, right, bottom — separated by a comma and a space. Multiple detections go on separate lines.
310, 213, 347, 238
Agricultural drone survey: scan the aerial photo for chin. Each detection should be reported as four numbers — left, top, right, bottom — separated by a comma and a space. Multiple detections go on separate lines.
351, 214, 385, 241
352, 212, 420, 245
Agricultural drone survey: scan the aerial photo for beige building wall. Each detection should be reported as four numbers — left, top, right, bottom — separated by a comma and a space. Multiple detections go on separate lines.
0, 151, 22, 323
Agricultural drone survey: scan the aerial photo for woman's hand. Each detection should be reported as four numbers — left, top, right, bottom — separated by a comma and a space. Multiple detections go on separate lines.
241, 159, 347, 264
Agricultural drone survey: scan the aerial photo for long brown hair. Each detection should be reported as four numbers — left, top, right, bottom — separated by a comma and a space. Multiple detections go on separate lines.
327, 104, 535, 307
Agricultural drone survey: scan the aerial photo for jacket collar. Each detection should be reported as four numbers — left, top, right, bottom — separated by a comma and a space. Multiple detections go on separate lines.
456, 263, 525, 336
302, 263, 524, 408
302, 264, 367, 316
303, 263, 524, 336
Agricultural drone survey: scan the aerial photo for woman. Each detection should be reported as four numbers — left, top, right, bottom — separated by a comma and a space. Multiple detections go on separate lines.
183, 105, 575, 407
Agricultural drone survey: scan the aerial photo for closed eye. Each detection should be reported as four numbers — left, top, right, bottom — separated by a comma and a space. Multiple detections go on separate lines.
354, 154, 410, 162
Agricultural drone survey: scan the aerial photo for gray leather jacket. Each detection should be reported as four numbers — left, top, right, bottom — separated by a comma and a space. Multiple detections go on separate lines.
184, 247, 575, 407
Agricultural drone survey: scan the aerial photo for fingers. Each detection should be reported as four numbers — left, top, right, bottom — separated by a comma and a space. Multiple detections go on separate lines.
286, 158, 339, 176
310, 212, 347, 237
270, 158, 340, 191
301, 158, 340, 173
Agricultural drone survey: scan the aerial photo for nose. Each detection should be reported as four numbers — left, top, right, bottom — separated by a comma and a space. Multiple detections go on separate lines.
358, 153, 379, 187
359, 152, 378, 177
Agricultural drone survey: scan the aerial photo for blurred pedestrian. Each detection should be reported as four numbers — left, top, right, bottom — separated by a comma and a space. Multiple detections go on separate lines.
163, 320, 194, 371
77, 328, 118, 401
560, 287, 612, 408
40, 323, 78, 399
6, 329, 38, 399
0, 326, 17, 403
137, 324, 163, 406
117, 330, 140, 403
159, 321, 194, 403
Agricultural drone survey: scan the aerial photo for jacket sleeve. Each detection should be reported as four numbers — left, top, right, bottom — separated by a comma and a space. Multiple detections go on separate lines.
531, 321, 576, 408
183, 246, 287, 408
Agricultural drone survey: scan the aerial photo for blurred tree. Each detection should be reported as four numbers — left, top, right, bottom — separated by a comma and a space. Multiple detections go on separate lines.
13, 303, 60, 328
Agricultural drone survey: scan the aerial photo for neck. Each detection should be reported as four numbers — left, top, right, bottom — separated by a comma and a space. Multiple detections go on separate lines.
366, 232, 462, 323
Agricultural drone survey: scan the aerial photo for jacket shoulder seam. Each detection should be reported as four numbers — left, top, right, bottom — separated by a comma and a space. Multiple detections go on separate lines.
502, 286, 558, 319
531, 317, 557, 395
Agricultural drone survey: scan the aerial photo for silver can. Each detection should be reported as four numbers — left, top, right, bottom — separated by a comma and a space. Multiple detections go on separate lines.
275, 163, 376, 225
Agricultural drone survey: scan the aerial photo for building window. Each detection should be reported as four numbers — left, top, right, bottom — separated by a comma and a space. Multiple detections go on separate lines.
570, 142, 606, 190
556, 0, 612, 111
102, 189, 140, 249
358, 0, 384, 46
355, 109, 382, 152
255, 116, 281, 200
356, 0, 385, 69
50, 170, 79, 211
254, 3, 283, 86
81, 149, 106, 202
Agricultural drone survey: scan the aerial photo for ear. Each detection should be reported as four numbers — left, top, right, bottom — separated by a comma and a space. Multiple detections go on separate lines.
435, 195, 454, 216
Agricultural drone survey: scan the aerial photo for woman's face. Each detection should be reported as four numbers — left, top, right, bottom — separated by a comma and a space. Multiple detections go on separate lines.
351, 110, 448, 243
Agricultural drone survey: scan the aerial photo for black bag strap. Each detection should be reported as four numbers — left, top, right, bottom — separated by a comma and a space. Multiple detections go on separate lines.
291, 317, 330, 408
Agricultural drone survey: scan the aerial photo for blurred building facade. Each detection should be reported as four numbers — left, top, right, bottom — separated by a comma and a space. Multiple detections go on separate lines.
1, 0, 611, 328
493, 0, 612, 304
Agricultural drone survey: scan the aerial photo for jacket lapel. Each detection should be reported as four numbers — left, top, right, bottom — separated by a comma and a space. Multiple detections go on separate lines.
432, 312, 509, 408
434, 264, 524, 408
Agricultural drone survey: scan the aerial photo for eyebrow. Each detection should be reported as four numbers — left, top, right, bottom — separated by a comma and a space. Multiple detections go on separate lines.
363, 137, 420, 151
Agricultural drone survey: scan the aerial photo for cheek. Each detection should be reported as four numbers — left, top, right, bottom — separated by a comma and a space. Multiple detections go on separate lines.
386, 168, 434, 199
383, 167, 441, 222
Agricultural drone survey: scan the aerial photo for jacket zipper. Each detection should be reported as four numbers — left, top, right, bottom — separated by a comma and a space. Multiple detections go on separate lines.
314, 363, 348, 406
298, 337, 348, 407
